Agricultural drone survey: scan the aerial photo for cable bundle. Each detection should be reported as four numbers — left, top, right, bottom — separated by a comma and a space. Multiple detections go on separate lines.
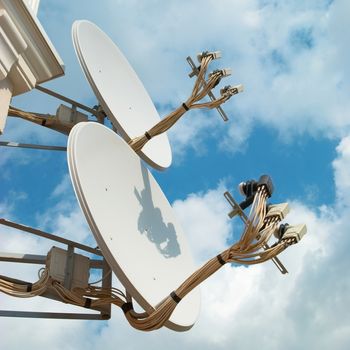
0, 269, 49, 298
0, 182, 306, 331
51, 282, 127, 309
122, 185, 301, 331
7, 106, 71, 134
7, 51, 242, 144
128, 52, 243, 153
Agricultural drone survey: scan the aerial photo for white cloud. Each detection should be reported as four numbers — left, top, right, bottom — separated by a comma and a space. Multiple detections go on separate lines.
173, 183, 232, 262
167, 109, 219, 160
36, 174, 93, 246
333, 135, 350, 208
51, 174, 72, 198
89, 0, 350, 153
4, 0, 350, 161
1, 133, 347, 349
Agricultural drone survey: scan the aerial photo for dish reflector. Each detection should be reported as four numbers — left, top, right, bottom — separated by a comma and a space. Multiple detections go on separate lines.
67, 122, 200, 331
72, 20, 172, 170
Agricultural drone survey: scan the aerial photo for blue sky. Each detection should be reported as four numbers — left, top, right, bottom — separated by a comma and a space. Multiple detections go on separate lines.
1, 0, 350, 349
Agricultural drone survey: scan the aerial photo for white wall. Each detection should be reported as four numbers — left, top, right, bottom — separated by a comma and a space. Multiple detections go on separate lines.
24, 0, 40, 15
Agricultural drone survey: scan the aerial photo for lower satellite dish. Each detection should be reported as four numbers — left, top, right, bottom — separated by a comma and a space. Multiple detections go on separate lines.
67, 122, 200, 331
72, 20, 172, 171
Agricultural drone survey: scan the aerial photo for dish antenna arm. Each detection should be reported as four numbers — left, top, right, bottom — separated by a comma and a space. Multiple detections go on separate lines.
0, 218, 111, 320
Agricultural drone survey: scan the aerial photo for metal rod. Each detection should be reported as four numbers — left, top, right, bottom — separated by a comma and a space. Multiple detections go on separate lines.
264, 248, 288, 274
0, 252, 104, 268
223, 191, 288, 274
0, 253, 46, 264
0, 219, 102, 256
0, 310, 106, 320
186, 56, 229, 122
0, 141, 66, 151
224, 191, 249, 221
0, 274, 32, 285
36, 85, 99, 117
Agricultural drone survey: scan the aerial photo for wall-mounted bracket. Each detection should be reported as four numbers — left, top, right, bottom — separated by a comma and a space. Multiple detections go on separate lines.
36, 85, 107, 124
0, 218, 111, 320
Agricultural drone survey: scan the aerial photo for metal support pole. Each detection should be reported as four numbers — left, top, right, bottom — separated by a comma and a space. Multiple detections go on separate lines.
0, 218, 102, 256
0, 252, 104, 268
0, 141, 66, 151
0, 310, 105, 320
0, 252, 46, 264
36, 85, 106, 122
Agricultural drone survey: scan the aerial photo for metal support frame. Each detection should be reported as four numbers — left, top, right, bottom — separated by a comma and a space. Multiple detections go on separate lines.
186, 56, 229, 122
0, 310, 105, 320
0, 219, 102, 256
36, 85, 107, 124
0, 218, 112, 320
0, 252, 104, 268
224, 191, 288, 275
0, 141, 66, 151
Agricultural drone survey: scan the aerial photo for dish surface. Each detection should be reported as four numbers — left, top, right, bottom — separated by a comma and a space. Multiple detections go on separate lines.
67, 122, 200, 331
72, 20, 172, 170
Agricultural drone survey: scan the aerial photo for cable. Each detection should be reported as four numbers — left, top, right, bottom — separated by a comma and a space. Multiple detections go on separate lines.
0, 269, 49, 298
128, 53, 243, 153
88, 269, 112, 285
7, 106, 72, 135
0, 183, 306, 331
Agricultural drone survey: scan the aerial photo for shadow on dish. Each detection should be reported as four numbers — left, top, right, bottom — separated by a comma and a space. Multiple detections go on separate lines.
134, 165, 181, 258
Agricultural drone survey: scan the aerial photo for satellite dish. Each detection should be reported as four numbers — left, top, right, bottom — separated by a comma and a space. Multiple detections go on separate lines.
72, 20, 172, 170
0, 11, 299, 330
67, 122, 200, 331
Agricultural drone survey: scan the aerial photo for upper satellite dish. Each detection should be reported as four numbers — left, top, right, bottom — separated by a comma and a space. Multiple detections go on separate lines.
72, 20, 172, 170
67, 122, 200, 331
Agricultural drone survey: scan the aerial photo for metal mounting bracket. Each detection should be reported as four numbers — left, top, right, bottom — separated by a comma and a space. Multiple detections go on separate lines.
35, 85, 107, 124
186, 56, 229, 122
0, 218, 112, 320
224, 191, 288, 274
0, 141, 66, 151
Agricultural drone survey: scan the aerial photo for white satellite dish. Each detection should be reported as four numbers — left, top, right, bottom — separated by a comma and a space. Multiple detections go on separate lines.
72, 20, 172, 171
67, 122, 200, 331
